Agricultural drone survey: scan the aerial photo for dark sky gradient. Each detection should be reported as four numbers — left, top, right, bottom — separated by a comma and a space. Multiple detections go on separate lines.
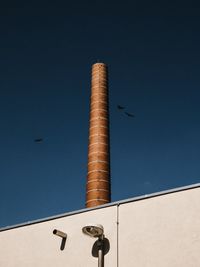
0, 1, 200, 227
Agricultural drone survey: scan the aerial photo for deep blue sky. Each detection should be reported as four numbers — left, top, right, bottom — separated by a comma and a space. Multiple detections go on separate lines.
0, 1, 200, 227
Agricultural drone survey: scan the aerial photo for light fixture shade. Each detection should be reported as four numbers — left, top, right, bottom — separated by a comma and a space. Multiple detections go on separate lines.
82, 224, 104, 238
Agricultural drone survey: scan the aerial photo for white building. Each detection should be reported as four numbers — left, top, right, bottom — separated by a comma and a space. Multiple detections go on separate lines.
0, 183, 199, 266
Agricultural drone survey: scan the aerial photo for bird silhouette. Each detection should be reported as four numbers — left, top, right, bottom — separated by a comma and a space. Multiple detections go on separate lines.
124, 112, 135, 118
117, 105, 125, 110
34, 138, 43, 143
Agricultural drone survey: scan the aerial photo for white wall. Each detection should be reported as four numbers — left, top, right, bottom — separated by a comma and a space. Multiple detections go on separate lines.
0, 206, 117, 267
119, 187, 200, 267
0, 186, 199, 267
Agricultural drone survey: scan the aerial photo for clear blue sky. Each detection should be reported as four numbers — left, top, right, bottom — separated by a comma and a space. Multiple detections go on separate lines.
0, 1, 200, 227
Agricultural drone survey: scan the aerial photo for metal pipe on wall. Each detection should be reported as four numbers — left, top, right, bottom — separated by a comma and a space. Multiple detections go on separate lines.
97, 239, 104, 267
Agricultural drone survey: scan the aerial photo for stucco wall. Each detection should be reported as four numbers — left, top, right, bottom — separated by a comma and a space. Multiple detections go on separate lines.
0, 206, 117, 267
119, 187, 200, 267
0, 186, 199, 267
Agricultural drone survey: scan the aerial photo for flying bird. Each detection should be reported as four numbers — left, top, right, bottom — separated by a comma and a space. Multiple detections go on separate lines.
124, 112, 135, 118
117, 105, 125, 110
34, 138, 43, 143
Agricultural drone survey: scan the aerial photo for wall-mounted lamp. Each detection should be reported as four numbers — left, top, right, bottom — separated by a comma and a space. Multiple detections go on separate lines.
82, 224, 104, 239
53, 229, 67, 250
53, 229, 67, 239
82, 224, 105, 267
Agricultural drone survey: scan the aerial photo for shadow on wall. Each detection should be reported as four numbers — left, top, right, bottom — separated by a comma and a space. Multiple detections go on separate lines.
92, 238, 110, 267
92, 238, 110, 257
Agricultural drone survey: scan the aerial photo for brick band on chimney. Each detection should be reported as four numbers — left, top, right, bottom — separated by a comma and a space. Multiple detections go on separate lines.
86, 63, 111, 208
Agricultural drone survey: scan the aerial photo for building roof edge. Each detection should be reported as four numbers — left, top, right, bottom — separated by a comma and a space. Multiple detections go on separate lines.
1, 183, 200, 232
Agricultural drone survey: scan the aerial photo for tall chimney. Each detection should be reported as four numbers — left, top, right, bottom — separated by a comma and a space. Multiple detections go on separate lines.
86, 63, 111, 208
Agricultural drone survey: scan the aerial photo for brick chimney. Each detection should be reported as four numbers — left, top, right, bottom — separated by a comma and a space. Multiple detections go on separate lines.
86, 63, 111, 208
